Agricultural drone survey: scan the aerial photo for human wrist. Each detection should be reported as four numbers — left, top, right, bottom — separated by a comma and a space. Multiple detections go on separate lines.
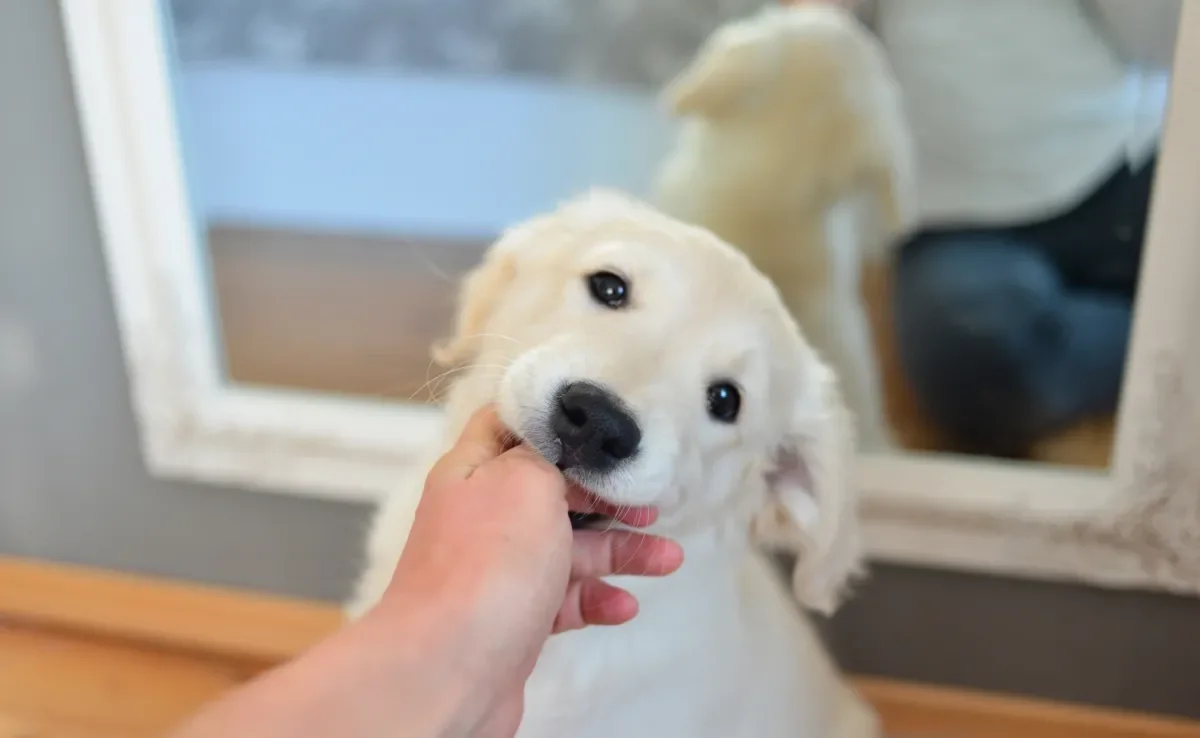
380, 560, 546, 686
168, 613, 474, 738
344, 599, 491, 738
173, 601, 487, 738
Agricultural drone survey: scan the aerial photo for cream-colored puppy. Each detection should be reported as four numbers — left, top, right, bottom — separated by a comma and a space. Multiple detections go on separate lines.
348, 190, 877, 738
655, 4, 916, 452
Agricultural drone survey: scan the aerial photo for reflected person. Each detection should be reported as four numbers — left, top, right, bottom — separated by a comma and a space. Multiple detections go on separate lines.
805, 0, 1178, 457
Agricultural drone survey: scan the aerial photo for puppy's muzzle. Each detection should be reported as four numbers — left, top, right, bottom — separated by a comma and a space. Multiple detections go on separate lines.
552, 381, 641, 473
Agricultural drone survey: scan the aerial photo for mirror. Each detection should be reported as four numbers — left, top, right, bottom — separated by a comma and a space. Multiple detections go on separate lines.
160, 0, 1180, 474
846, 0, 1178, 471
162, 0, 711, 404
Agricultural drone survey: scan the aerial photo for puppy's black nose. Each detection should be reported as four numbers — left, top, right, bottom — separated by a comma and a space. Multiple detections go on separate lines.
552, 381, 641, 473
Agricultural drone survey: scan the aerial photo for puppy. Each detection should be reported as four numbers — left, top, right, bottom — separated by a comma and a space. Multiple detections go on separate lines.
348, 189, 878, 738
655, 4, 917, 452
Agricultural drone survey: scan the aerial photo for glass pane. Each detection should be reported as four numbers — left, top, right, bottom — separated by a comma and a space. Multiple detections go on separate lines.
163, 0, 764, 403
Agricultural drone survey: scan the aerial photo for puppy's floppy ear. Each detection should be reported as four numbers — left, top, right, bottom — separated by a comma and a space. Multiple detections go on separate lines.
760, 354, 864, 615
431, 247, 517, 367
661, 29, 763, 117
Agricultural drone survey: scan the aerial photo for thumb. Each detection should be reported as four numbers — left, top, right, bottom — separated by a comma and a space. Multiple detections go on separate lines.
425, 405, 515, 488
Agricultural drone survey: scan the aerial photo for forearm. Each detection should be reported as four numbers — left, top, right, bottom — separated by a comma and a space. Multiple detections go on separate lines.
169, 604, 482, 738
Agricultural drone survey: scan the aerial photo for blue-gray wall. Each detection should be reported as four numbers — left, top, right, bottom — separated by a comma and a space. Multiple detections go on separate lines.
0, 0, 371, 600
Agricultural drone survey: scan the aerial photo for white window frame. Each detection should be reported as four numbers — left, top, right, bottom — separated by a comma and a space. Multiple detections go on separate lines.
61, 0, 1200, 595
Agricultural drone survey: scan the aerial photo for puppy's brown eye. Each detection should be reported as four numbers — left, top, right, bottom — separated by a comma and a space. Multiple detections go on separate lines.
587, 271, 629, 309
707, 382, 741, 423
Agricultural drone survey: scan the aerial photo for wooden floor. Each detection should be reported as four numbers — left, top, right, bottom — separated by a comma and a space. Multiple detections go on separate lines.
4, 558, 1199, 738
208, 226, 1116, 468
0, 626, 252, 738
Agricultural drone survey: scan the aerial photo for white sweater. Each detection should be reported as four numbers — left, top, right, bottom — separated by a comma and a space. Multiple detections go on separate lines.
860, 0, 1178, 227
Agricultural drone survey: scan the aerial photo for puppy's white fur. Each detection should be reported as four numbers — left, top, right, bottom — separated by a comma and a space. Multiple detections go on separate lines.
655, 4, 917, 452
348, 190, 877, 738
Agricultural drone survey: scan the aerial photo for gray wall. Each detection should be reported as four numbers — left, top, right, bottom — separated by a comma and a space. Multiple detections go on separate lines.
1, 0, 1196, 721
0, 0, 371, 601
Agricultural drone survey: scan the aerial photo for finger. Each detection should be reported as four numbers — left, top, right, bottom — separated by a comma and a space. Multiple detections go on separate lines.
553, 578, 639, 633
425, 405, 514, 486
499, 440, 553, 465
491, 443, 571, 500
571, 529, 685, 579
565, 485, 659, 528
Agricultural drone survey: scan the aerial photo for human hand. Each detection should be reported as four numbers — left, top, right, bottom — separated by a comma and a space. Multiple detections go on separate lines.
377, 405, 684, 736
168, 405, 682, 738
387, 405, 680, 636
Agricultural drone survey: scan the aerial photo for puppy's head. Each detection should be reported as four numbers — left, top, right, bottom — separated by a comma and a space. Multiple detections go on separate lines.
437, 189, 862, 612
662, 4, 884, 119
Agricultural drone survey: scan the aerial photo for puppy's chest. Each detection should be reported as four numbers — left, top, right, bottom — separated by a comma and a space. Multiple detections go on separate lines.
516, 557, 823, 738
518, 619, 752, 738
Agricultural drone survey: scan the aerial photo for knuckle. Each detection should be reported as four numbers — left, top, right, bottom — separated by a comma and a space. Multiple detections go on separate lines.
573, 531, 613, 579
503, 451, 564, 490
529, 460, 566, 490
600, 536, 621, 576
609, 536, 631, 574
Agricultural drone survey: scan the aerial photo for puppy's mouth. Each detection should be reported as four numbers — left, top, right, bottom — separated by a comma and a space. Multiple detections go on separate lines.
556, 458, 608, 529
551, 456, 655, 530
567, 485, 617, 531
562, 478, 657, 531
508, 426, 655, 530
569, 510, 612, 530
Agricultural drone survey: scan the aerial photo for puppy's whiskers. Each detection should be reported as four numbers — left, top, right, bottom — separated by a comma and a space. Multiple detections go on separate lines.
414, 339, 523, 403
454, 332, 527, 349
409, 362, 511, 404
410, 242, 471, 287
498, 426, 523, 450
517, 403, 563, 464
595, 467, 653, 576
617, 526, 651, 577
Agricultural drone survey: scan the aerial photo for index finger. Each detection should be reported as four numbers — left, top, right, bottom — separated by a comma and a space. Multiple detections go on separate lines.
425, 405, 516, 487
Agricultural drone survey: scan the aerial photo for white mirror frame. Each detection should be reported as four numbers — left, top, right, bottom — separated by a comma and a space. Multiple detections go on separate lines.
61, 0, 1200, 595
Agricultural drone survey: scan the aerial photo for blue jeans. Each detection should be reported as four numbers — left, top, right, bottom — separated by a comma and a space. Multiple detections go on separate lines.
892, 156, 1155, 458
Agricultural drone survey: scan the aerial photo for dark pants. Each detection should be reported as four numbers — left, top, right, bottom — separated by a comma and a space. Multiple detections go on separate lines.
892, 156, 1156, 458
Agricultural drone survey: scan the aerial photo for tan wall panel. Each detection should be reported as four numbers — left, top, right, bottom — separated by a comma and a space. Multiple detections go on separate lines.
208, 227, 485, 402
